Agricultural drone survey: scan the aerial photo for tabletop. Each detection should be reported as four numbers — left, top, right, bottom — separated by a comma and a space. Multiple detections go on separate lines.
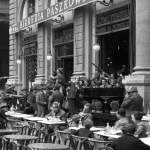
0, 129, 19, 134
38, 120, 66, 125
23, 116, 45, 121
69, 126, 106, 131
4, 134, 38, 140
28, 143, 69, 150
94, 130, 121, 139
140, 137, 150, 146
8, 114, 33, 118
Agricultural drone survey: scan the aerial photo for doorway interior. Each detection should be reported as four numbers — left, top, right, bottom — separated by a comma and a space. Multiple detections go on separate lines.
100, 30, 129, 76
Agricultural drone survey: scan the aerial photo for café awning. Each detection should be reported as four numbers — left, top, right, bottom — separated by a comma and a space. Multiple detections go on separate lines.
9, 0, 95, 34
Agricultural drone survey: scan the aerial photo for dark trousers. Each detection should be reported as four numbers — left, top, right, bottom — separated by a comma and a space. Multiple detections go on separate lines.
68, 99, 76, 117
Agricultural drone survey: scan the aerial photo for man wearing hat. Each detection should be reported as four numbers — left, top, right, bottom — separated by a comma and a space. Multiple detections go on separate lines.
44, 102, 67, 133
121, 86, 143, 116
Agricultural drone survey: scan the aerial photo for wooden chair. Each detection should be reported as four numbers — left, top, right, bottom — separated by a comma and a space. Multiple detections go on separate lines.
57, 130, 71, 144
79, 139, 94, 150
37, 130, 46, 143
21, 125, 31, 135
65, 135, 79, 150
1, 136, 9, 150
45, 133, 56, 143
23, 146, 34, 150
99, 146, 113, 150
88, 138, 113, 150
9, 141, 21, 150
28, 121, 37, 128
30, 127, 39, 136
12, 124, 24, 135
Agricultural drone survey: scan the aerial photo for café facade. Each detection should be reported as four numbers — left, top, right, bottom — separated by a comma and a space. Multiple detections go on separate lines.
8, 0, 150, 113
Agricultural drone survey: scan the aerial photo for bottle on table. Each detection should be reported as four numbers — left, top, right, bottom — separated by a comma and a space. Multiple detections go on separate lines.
106, 122, 110, 133
79, 119, 82, 128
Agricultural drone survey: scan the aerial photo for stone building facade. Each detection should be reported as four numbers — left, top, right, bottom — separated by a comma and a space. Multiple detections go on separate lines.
8, 0, 150, 113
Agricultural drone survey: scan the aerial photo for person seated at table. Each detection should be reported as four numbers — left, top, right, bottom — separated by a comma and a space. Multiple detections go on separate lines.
44, 102, 67, 133
114, 108, 130, 130
71, 119, 94, 138
131, 111, 147, 138
112, 122, 150, 150
0, 103, 12, 129
70, 103, 93, 126
99, 79, 109, 88
23, 102, 35, 115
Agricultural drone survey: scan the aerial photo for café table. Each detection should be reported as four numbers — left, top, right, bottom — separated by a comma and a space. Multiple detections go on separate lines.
28, 143, 69, 150
69, 126, 106, 132
23, 116, 45, 121
38, 119, 66, 125
94, 130, 122, 139
0, 129, 19, 135
140, 137, 150, 146
4, 134, 38, 148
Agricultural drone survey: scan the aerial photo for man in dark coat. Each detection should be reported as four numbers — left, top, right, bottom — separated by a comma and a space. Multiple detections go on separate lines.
48, 85, 64, 109
112, 122, 150, 150
121, 86, 143, 116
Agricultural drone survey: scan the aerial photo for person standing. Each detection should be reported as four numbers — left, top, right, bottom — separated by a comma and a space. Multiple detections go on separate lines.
48, 85, 64, 109
121, 86, 143, 117
36, 86, 47, 117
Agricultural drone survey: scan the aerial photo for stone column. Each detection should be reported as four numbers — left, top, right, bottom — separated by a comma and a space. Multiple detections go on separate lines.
124, 0, 150, 113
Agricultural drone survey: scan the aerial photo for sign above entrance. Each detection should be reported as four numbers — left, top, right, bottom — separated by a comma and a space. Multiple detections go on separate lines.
9, 0, 94, 34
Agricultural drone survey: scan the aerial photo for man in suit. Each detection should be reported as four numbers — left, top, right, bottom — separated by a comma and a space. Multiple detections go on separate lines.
121, 86, 143, 116
112, 122, 150, 150
36, 86, 47, 117
48, 85, 64, 109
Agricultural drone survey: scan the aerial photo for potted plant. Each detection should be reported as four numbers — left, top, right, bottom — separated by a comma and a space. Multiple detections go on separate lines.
95, 101, 103, 113
110, 100, 119, 115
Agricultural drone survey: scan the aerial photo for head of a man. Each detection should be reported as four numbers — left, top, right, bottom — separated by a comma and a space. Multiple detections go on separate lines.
127, 86, 138, 96
116, 108, 126, 119
85, 119, 93, 129
83, 103, 91, 113
51, 102, 60, 114
121, 122, 136, 135
131, 111, 145, 123
0, 103, 9, 112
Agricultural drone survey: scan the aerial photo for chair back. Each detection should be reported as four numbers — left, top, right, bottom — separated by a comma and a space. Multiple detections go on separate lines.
0, 118, 7, 129
57, 130, 71, 144
45, 133, 56, 143
65, 135, 78, 150
99, 146, 113, 150
88, 138, 113, 150
79, 139, 94, 150
1, 137, 9, 150
28, 121, 37, 128
23, 146, 34, 150
21, 125, 30, 135
30, 127, 39, 136
37, 130, 46, 143
9, 141, 21, 150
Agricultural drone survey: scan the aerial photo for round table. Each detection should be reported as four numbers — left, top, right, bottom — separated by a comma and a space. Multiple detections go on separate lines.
28, 143, 69, 150
4, 135, 38, 141
0, 129, 19, 135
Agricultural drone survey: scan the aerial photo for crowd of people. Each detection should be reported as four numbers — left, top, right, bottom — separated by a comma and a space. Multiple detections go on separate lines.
0, 67, 150, 149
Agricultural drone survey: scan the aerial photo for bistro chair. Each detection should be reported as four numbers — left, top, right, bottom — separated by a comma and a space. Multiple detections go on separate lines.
0, 118, 7, 129
13, 124, 24, 134
28, 121, 37, 128
21, 125, 31, 135
99, 146, 113, 150
9, 141, 21, 150
1, 136, 9, 150
24, 146, 34, 150
37, 130, 46, 143
45, 132, 56, 143
79, 139, 94, 150
88, 138, 113, 150
65, 135, 78, 150
57, 130, 71, 145
30, 127, 39, 136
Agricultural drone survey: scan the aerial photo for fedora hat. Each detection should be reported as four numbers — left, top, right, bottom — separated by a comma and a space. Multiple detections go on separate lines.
0, 103, 8, 108
127, 86, 138, 93
50, 102, 60, 110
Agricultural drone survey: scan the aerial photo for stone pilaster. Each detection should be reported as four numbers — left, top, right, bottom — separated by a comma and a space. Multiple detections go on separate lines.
33, 23, 46, 85
123, 0, 150, 113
